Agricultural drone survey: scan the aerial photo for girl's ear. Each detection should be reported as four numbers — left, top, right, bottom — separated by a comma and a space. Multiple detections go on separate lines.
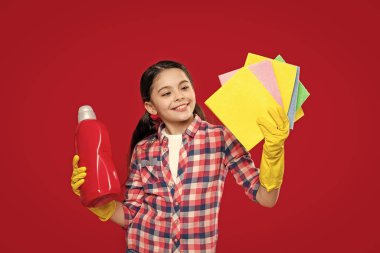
144, 101, 158, 115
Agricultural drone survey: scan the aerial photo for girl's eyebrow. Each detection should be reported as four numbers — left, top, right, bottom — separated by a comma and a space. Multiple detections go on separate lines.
157, 80, 189, 93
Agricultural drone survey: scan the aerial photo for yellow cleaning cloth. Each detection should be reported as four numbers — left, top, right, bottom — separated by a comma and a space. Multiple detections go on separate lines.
205, 66, 279, 150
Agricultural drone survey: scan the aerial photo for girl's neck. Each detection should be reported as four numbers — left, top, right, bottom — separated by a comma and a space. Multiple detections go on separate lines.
163, 116, 194, 135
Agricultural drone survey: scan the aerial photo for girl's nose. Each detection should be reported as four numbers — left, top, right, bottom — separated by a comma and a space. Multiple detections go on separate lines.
174, 91, 185, 101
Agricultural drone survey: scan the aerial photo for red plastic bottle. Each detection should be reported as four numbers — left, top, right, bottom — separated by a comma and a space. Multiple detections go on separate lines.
74, 105, 120, 207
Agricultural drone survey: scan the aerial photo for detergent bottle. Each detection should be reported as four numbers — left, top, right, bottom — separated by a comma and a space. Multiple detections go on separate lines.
75, 105, 120, 207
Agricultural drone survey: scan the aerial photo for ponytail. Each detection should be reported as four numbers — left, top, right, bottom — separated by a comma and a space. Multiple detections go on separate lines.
128, 112, 158, 162
194, 103, 206, 121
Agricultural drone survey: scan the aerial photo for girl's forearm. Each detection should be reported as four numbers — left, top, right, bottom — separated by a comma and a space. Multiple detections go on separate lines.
109, 201, 126, 227
256, 185, 280, 208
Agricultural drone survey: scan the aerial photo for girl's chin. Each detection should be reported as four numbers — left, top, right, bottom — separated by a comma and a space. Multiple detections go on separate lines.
166, 112, 193, 122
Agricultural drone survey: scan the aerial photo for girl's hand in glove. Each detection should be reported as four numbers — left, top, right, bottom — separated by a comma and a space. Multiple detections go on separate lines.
71, 155, 116, 221
257, 104, 290, 192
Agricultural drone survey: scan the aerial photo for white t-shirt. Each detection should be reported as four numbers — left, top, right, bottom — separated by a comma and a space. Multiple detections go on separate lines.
162, 128, 182, 184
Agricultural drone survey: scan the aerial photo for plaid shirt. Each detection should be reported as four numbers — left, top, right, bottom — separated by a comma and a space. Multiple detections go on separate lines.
122, 114, 260, 253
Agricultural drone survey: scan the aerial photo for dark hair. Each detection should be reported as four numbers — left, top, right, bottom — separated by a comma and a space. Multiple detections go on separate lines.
128, 60, 206, 163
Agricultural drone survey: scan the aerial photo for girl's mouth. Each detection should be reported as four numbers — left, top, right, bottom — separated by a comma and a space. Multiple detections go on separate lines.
172, 103, 189, 112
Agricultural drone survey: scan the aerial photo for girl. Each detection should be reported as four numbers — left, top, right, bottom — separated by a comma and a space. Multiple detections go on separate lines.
71, 60, 290, 253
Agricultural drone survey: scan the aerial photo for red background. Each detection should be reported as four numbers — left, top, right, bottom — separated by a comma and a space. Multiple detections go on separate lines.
1, 0, 379, 252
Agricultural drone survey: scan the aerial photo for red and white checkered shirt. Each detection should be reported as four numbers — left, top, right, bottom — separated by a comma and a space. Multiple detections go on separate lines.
122, 114, 260, 253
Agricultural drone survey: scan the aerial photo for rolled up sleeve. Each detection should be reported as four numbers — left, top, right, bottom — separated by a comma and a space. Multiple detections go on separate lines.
223, 127, 260, 202
122, 147, 145, 229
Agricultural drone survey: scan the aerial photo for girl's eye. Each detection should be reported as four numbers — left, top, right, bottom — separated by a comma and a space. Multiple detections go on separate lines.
162, 92, 171, 97
182, 86, 189, 90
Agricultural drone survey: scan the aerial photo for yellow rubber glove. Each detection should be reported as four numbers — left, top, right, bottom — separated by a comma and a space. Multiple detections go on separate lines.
257, 105, 290, 192
71, 155, 117, 221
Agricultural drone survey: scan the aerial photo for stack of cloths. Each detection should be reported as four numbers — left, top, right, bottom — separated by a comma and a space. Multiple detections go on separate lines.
205, 53, 310, 150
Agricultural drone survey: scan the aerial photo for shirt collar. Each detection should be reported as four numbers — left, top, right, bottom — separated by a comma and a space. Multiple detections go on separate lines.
157, 114, 202, 143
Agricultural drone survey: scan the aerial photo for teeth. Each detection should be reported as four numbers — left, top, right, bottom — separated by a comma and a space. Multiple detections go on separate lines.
175, 104, 187, 110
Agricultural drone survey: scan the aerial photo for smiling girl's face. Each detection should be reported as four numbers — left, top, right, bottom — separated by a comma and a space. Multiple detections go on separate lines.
144, 68, 196, 134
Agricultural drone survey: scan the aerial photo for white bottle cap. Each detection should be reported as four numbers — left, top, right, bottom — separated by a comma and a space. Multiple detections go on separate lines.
78, 105, 97, 123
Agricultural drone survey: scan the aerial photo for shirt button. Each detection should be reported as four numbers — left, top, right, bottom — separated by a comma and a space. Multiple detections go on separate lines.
169, 182, 174, 188
175, 219, 179, 224
174, 238, 179, 243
